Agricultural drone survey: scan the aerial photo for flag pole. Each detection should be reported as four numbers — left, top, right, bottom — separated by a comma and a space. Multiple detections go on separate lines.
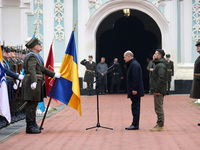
40, 78, 58, 130
40, 21, 77, 130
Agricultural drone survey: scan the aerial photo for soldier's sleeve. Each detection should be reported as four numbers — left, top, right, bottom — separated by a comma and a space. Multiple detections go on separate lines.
4, 67, 19, 79
172, 61, 174, 76
41, 66, 55, 78
80, 59, 86, 65
28, 55, 37, 83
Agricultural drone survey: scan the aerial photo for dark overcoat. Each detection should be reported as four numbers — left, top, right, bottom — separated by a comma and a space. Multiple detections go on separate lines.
80, 59, 96, 83
151, 58, 168, 95
22, 53, 55, 102
167, 60, 174, 81
126, 58, 144, 98
190, 56, 200, 98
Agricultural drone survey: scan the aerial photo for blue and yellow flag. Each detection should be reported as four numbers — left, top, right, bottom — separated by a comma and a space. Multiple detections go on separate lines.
49, 31, 81, 116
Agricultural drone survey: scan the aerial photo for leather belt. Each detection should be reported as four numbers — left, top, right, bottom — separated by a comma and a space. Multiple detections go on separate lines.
167, 69, 172, 71
194, 73, 200, 76
6, 76, 14, 79
86, 70, 95, 73
26, 74, 43, 77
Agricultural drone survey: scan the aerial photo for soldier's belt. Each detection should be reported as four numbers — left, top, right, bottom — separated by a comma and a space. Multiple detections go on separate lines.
6, 76, 14, 79
86, 70, 95, 73
167, 69, 172, 71
194, 73, 200, 76
26, 74, 43, 77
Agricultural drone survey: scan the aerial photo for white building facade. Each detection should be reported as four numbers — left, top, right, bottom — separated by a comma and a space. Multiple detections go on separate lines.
0, 0, 198, 93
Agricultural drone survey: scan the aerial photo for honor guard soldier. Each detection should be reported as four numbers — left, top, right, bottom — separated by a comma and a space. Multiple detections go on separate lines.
2, 46, 24, 124
80, 55, 96, 95
190, 39, 200, 126
166, 54, 174, 95
23, 37, 61, 134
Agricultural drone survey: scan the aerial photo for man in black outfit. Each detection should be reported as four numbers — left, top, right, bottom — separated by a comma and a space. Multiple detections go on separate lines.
166, 54, 174, 95
124, 50, 144, 130
109, 58, 123, 94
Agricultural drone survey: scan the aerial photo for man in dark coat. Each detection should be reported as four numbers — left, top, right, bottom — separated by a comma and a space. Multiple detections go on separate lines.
150, 49, 168, 131
124, 51, 144, 130
190, 39, 200, 126
23, 38, 61, 134
166, 54, 174, 95
80, 55, 96, 95
109, 58, 123, 94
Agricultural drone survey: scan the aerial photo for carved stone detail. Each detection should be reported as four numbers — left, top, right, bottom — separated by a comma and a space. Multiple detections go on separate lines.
192, 0, 200, 41
88, 0, 102, 9
34, 0, 43, 40
54, 0, 65, 41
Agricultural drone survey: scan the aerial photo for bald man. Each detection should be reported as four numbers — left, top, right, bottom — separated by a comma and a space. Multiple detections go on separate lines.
124, 50, 144, 130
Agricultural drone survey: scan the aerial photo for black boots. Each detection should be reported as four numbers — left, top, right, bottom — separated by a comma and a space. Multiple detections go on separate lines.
26, 121, 41, 134
33, 118, 43, 130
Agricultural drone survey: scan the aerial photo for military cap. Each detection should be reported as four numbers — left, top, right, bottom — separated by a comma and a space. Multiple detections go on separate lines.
4, 47, 10, 53
195, 39, 200, 46
88, 55, 93, 58
25, 38, 42, 49
22, 49, 26, 54
10, 46, 17, 52
166, 54, 170, 58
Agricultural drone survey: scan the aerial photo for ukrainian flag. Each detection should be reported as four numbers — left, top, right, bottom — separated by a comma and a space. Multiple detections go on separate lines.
49, 31, 81, 116
0, 44, 11, 123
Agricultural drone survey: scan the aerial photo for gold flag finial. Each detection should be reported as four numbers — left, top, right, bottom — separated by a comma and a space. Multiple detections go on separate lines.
33, 25, 38, 36
73, 20, 78, 31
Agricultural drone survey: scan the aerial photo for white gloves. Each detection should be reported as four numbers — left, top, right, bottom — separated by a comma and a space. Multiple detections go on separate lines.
31, 82, 37, 90
18, 74, 24, 80
13, 83, 17, 90
54, 72, 61, 78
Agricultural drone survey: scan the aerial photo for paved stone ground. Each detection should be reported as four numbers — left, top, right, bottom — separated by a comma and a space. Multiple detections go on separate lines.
0, 94, 200, 150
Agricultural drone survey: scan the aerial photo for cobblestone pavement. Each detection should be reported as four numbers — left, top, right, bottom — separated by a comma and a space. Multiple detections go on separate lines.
0, 94, 200, 150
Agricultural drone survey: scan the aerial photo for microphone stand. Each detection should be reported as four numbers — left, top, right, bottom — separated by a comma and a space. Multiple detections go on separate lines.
86, 63, 115, 131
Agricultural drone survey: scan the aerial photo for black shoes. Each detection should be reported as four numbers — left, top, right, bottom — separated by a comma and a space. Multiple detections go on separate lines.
26, 122, 41, 134
198, 123, 200, 126
125, 125, 139, 130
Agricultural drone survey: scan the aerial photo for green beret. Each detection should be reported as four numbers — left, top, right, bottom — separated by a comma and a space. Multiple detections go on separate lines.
25, 38, 42, 49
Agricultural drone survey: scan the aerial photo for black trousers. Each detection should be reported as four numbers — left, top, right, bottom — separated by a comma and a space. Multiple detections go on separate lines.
131, 97, 141, 126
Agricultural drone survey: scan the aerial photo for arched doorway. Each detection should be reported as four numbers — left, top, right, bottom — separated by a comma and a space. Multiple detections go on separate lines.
96, 9, 161, 93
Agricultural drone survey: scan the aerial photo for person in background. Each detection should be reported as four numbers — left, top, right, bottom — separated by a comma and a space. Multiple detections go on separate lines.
80, 55, 96, 95
96, 57, 108, 95
147, 55, 156, 95
166, 54, 174, 95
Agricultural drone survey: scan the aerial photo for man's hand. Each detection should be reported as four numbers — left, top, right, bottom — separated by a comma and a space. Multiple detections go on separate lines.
132, 90, 137, 95
101, 73, 104, 76
150, 68, 153, 72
